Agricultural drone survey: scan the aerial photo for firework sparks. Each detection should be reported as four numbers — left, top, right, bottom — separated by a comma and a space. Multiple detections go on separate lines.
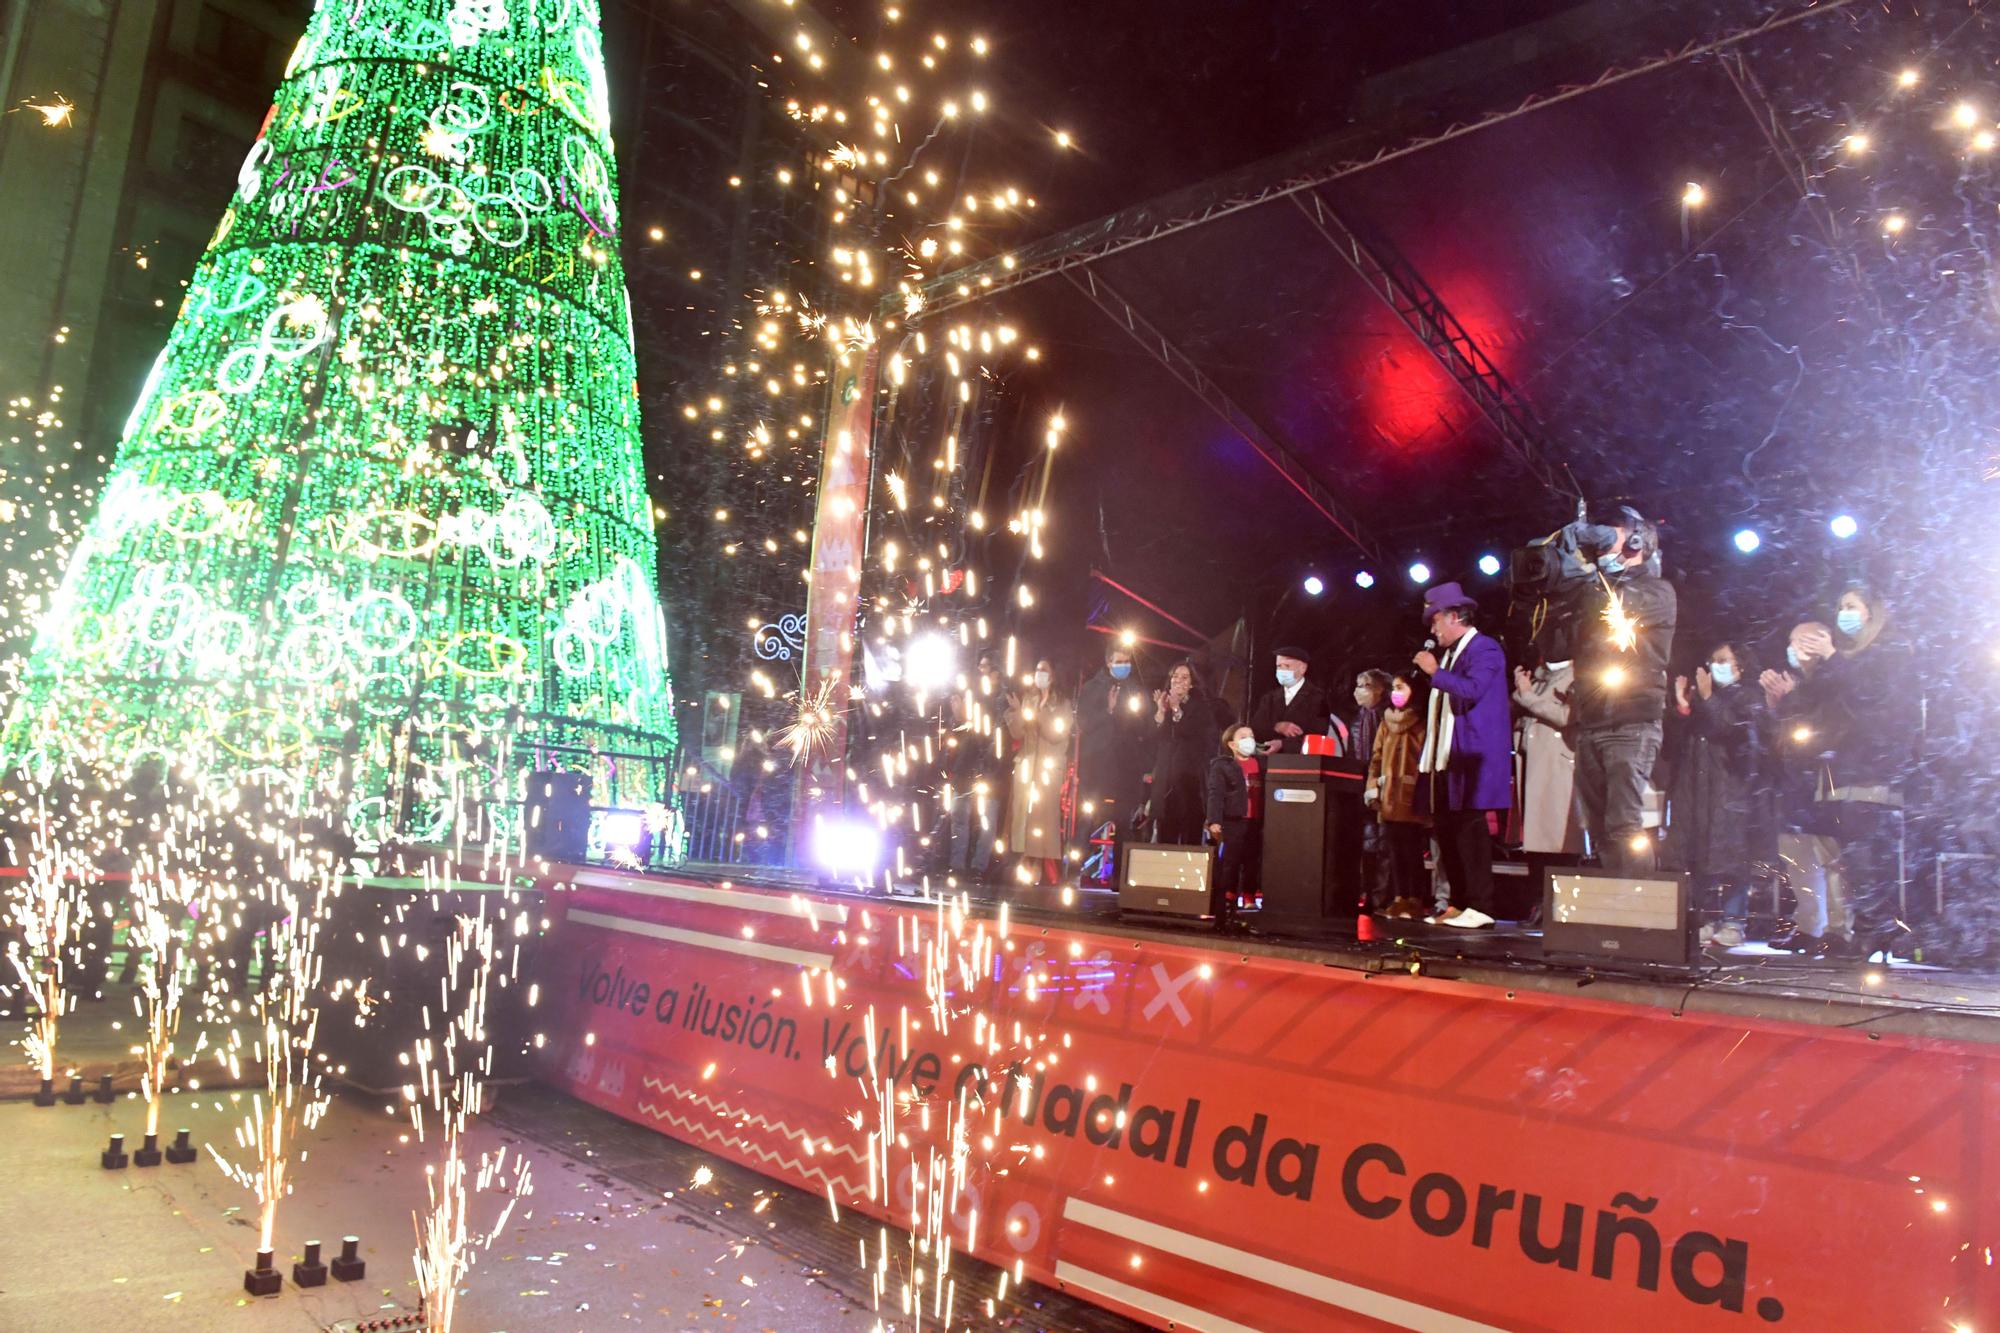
3, 806, 85, 1083
1601, 576, 1638, 653
776, 677, 844, 765
206, 845, 335, 1253
21, 95, 75, 128
402, 881, 536, 1333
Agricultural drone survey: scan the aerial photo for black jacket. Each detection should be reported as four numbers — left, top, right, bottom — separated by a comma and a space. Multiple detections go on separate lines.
1248, 680, 1332, 753
1570, 574, 1677, 728
1204, 754, 1252, 824
1783, 639, 1916, 791
1152, 693, 1228, 798
1076, 670, 1154, 809
1667, 684, 1775, 878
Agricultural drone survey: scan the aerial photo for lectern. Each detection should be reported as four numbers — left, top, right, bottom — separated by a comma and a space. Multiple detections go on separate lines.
1259, 753, 1366, 927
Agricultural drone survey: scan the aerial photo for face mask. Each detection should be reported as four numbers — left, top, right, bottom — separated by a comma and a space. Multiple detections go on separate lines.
1708, 662, 1737, 688
1033, 671, 1051, 689
1836, 608, 1864, 637
1390, 688, 1411, 708
1275, 669, 1297, 688
1109, 663, 1131, 680
1596, 552, 1625, 576
1785, 646, 1803, 671
1233, 736, 1258, 757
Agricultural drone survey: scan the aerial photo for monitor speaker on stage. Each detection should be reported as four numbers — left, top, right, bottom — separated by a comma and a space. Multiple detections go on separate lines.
1119, 845, 1216, 919
1542, 868, 1692, 966
526, 771, 592, 862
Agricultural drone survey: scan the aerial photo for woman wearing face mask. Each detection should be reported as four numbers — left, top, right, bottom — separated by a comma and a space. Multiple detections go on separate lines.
1204, 724, 1264, 930
1802, 585, 1916, 959
1760, 620, 1842, 951
1150, 661, 1227, 846
1004, 659, 1073, 887
1366, 675, 1433, 919
1671, 643, 1774, 948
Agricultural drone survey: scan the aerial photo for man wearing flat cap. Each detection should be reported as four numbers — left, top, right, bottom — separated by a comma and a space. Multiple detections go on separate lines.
1249, 646, 1332, 756
1412, 582, 1512, 929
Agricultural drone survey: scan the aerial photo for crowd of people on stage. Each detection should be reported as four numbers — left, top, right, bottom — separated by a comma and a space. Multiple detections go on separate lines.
937, 506, 1917, 960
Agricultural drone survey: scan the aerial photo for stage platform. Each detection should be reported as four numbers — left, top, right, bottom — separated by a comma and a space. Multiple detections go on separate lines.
518, 853, 2000, 1332
677, 860, 2000, 1046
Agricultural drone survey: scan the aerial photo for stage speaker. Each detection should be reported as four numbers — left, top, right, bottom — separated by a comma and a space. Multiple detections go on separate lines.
1542, 868, 1692, 966
1119, 845, 1216, 919
526, 771, 592, 862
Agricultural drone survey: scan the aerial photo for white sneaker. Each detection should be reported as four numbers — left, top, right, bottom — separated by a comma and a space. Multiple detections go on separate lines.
1441, 908, 1496, 929
1713, 922, 1745, 948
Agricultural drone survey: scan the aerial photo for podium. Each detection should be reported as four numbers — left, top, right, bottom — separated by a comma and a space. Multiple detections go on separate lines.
1259, 753, 1366, 927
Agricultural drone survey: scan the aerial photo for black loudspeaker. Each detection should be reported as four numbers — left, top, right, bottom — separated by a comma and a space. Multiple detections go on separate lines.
526, 771, 592, 861
1542, 868, 1692, 966
1119, 845, 1216, 919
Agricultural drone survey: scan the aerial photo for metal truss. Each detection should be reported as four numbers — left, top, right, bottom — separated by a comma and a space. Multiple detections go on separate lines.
1717, 50, 1844, 246
902, 0, 1855, 322
1061, 268, 1385, 563
1289, 189, 1574, 500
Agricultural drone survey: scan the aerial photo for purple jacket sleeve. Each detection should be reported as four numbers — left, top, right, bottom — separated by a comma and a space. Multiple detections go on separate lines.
1430, 635, 1504, 705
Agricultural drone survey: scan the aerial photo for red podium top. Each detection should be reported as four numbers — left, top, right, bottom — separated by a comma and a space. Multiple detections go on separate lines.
1263, 752, 1365, 786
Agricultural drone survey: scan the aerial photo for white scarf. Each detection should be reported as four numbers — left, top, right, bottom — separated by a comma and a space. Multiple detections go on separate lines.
1419, 628, 1477, 774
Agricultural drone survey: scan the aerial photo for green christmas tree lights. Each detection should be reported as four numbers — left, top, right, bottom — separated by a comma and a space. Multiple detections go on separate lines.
5, 0, 676, 848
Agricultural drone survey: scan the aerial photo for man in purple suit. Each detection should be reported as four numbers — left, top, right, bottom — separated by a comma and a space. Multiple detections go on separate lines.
1412, 582, 1512, 929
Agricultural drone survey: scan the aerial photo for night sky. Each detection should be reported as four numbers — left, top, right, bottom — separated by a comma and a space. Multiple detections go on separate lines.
786, 0, 2000, 720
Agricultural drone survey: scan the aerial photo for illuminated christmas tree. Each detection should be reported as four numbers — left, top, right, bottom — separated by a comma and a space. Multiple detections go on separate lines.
4, 0, 676, 847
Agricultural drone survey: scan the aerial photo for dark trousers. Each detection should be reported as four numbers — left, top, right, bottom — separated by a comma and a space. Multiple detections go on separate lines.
1155, 777, 1205, 846
1810, 799, 1904, 942
944, 788, 998, 876
1576, 720, 1662, 874
1213, 819, 1260, 920
1432, 808, 1496, 915
1358, 850, 1391, 910
1383, 821, 1429, 905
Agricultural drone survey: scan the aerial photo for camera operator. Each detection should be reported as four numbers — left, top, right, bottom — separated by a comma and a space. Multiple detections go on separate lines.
1561, 507, 1677, 875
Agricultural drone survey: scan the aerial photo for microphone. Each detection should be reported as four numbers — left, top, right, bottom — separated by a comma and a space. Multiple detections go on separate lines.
1418, 637, 1438, 674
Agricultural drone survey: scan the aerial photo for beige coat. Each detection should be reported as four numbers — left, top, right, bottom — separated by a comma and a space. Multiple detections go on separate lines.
1513, 661, 1582, 854
1005, 693, 1072, 860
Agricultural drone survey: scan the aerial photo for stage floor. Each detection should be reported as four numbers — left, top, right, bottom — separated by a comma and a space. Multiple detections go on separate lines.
655, 860, 2000, 1045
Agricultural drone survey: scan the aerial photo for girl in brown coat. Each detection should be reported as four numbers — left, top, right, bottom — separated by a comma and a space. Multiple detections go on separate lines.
1366, 673, 1432, 918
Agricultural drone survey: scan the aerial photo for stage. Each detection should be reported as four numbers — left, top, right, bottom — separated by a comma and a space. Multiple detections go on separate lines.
517, 853, 2000, 1333
660, 860, 2000, 1045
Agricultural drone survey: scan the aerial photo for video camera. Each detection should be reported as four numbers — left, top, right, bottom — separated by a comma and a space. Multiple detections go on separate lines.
1507, 502, 1657, 661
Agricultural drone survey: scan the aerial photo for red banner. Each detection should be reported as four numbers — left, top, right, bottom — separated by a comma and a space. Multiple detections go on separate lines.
535, 864, 2000, 1332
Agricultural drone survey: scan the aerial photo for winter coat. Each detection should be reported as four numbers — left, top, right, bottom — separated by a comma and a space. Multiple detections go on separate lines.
1668, 682, 1776, 879
1249, 680, 1333, 754
1366, 706, 1429, 825
1415, 630, 1514, 815
1570, 574, 1679, 728
1349, 704, 1384, 849
940, 689, 1009, 789
1348, 704, 1381, 769
1151, 692, 1228, 816
1076, 670, 1154, 820
1005, 693, 1071, 860
1804, 639, 1916, 793
1204, 753, 1253, 825
1513, 662, 1582, 854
